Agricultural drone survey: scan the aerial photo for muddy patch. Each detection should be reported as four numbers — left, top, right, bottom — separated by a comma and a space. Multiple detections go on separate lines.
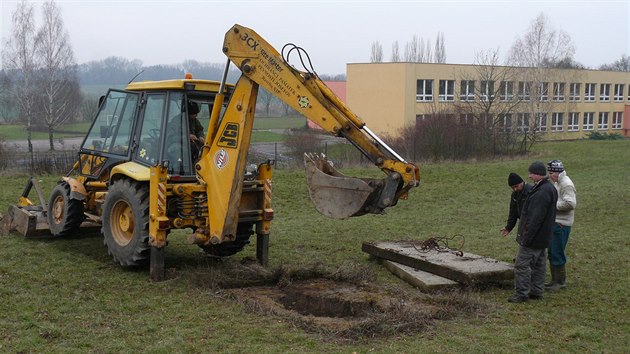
191, 261, 489, 340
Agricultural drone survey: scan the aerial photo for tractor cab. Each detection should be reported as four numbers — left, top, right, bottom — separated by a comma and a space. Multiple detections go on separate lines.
78, 77, 230, 179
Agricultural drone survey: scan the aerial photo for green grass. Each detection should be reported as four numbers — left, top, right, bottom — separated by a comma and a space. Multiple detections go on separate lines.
0, 123, 91, 141
253, 116, 306, 130
0, 117, 303, 142
250, 130, 286, 143
0, 140, 629, 352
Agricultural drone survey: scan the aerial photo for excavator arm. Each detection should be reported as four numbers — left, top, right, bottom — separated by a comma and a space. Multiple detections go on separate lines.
221, 24, 420, 218
193, 24, 420, 247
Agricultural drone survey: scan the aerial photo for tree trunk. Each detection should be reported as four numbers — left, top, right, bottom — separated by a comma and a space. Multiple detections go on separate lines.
49, 126, 55, 151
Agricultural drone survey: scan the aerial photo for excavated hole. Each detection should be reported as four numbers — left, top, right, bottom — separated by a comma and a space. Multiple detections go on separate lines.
277, 281, 375, 318
192, 262, 489, 340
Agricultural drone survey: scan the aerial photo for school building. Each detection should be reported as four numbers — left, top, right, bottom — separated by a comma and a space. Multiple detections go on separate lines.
346, 63, 630, 139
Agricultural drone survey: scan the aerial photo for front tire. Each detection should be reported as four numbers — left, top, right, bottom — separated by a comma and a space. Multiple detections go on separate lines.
48, 182, 84, 237
102, 179, 150, 266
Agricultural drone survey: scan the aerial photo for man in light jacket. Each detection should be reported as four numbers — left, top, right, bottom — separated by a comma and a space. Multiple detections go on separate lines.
546, 160, 577, 291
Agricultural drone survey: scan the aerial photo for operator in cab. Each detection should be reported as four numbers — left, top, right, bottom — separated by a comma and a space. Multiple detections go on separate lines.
187, 101, 204, 158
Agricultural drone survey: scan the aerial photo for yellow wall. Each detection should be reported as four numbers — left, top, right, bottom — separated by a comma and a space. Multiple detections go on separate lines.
347, 63, 409, 135
347, 62, 630, 139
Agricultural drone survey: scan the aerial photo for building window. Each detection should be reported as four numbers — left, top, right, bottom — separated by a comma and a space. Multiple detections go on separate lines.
612, 112, 623, 129
500, 81, 513, 101
499, 114, 512, 131
584, 83, 596, 101
553, 83, 565, 101
551, 113, 564, 131
536, 113, 548, 132
517, 113, 530, 132
569, 83, 581, 101
598, 112, 609, 130
438, 80, 455, 101
628, 84, 630, 101
568, 112, 580, 131
600, 83, 611, 101
460, 80, 475, 101
416, 114, 432, 123
537, 82, 549, 101
459, 114, 472, 124
614, 84, 624, 102
583, 112, 594, 130
518, 81, 531, 101
416, 79, 433, 102
481, 81, 494, 101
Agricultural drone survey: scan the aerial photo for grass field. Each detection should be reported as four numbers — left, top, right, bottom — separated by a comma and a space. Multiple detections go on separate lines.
0, 117, 304, 142
0, 139, 628, 352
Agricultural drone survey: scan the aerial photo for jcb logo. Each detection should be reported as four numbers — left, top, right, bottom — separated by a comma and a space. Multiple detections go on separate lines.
217, 123, 239, 148
240, 33, 259, 51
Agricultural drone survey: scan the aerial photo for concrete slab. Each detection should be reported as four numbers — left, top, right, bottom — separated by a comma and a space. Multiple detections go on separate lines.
381, 259, 458, 292
363, 240, 514, 284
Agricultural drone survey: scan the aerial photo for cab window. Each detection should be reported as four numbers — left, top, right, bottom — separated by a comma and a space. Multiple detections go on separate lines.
135, 94, 165, 165
82, 90, 138, 155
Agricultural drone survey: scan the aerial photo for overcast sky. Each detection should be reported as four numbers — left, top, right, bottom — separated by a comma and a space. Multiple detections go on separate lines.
1, 0, 629, 75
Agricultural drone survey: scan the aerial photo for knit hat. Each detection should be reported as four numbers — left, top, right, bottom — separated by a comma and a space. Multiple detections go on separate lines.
187, 101, 200, 115
528, 161, 547, 176
508, 172, 523, 186
547, 159, 564, 172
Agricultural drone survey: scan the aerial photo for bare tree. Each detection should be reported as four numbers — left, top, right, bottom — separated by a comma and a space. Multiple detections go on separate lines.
599, 54, 630, 71
370, 41, 383, 63
508, 13, 581, 148
0, 71, 16, 123
404, 36, 418, 62
424, 40, 433, 63
256, 87, 275, 117
434, 32, 446, 63
508, 13, 575, 68
455, 49, 528, 155
417, 38, 425, 63
391, 41, 400, 62
2, 0, 39, 154
79, 95, 100, 122
36, 0, 81, 150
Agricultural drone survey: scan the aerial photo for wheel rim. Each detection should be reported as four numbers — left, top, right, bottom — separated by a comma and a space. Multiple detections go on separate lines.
111, 199, 134, 246
52, 195, 65, 224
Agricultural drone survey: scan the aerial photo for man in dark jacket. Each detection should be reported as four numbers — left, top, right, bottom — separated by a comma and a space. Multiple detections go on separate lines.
508, 161, 558, 303
501, 173, 532, 238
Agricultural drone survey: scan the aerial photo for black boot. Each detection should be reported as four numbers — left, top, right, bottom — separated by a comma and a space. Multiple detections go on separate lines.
547, 265, 566, 292
544, 265, 557, 289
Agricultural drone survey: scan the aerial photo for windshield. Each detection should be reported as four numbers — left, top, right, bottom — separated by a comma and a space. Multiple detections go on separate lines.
82, 90, 138, 155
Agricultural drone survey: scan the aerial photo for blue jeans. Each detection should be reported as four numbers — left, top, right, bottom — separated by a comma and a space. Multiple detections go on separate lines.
549, 223, 571, 266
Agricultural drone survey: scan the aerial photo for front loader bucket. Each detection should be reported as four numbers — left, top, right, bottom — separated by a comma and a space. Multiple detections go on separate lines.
304, 153, 378, 219
1, 204, 51, 238
0, 177, 51, 238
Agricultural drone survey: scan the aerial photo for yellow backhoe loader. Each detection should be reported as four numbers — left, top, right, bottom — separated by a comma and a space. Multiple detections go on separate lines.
3, 24, 420, 280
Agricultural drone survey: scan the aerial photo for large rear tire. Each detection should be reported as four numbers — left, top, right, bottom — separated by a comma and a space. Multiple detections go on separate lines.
200, 223, 254, 257
102, 179, 150, 266
48, 182, 84, 237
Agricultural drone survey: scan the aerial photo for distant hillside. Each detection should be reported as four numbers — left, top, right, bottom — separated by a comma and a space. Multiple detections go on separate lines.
78, 56, 241, 85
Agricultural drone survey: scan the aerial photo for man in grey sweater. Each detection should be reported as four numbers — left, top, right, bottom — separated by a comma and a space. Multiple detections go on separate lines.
546, 160, 577, 291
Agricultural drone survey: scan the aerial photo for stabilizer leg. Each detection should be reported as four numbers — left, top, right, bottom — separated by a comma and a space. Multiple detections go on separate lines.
256, 233, 269, 267
150, 246, 165, 281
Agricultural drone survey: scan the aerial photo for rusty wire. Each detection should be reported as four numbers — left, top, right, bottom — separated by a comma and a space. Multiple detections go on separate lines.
414, 234, 465, 257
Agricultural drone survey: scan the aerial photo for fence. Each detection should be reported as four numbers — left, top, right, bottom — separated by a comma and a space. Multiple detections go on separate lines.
0, 140, 378, 176
0, 150, 78, 175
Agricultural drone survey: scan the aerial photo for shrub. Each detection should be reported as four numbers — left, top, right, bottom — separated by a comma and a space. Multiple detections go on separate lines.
587, 131, 625, 140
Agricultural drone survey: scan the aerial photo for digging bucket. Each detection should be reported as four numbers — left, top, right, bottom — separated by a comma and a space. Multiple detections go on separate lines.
304, 153, 383, 219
